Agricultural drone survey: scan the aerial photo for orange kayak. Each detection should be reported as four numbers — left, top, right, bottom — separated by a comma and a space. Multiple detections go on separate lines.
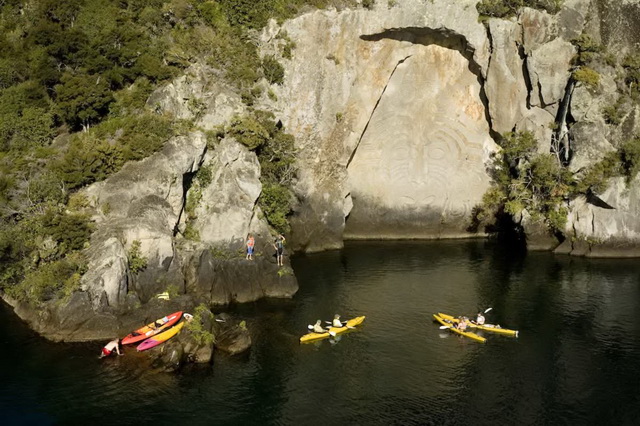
121, 311, 183, 345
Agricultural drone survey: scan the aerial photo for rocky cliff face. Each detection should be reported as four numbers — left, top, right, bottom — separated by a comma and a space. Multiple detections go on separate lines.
260, 0, 639, 256
4, 64, 297, 342
7, 0, 640, 342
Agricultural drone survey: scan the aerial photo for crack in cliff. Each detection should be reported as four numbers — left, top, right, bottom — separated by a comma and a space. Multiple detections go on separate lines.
173, 145, 209, 237
346, 54, 412, 168
518, 44, 533, 110
552, 78, 576, 166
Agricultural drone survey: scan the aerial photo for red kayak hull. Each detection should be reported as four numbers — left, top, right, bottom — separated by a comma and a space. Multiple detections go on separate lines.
121, 311, 183, 345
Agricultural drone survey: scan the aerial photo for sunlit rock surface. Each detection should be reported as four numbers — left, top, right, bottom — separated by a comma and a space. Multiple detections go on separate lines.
345, 45, 495, 239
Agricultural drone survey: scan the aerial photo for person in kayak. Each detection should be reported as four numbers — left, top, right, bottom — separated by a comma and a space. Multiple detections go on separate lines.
456, 317, 469, 331
475, 312, 485, 325
332, 314, 343, 328
312, 320, 325, 334
100, 338, 122, 358
273, 234, 286, 266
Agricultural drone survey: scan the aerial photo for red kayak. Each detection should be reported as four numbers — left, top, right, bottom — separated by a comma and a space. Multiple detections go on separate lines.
121, 311, 183, 345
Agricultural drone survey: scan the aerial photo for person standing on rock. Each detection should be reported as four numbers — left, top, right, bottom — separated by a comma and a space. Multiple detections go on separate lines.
273, 234, 286, 266
246, 234, 255, 260
100, 338, 122, 358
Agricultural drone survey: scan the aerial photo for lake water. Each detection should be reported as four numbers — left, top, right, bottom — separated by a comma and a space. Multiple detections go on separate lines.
2, 240, 640, 425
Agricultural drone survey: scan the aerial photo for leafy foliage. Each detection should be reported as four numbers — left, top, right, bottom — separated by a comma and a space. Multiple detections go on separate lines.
6, 253, 87, 304
572, 66, 600, 89
479, 132, 573, 234
261, 55, 285, 85
224, 110, 297, 233
476, 0, 563, 18
0, 0, 354, 308
478, 129, 640, 238
622, 53, 640, 98
186, 303, 216, 346
127, 240, 148, 275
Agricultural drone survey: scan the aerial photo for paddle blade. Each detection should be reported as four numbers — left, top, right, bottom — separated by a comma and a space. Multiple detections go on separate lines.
484, 307, 493, 313
439, 325, 452, 329
329, 331, 337, 337
308, 325, 314, 330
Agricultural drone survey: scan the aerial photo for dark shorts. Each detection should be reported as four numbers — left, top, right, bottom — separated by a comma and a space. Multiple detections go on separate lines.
247, 246, 254, 254
277, 247, 284, 255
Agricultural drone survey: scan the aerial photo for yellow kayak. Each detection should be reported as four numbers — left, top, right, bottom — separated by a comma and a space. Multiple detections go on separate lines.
438, 313, 519, 337
300, 316, 366, 343
137, 322, 185, 351
433, 313, 486, 343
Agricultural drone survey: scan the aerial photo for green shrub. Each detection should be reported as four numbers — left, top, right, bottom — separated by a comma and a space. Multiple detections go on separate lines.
127, 240, 147, 275
622, 54, 640, 97
183, 222, 201, 241
261, 55, 285, 85
6, 253, 87, 304
477, 0, 563, 18
186, 303, 216, 346
40, 209, 94, 256
196, 164, 214, 188
227, 115, 270, 150
602, 99, 624, 126
571, 34, 602, 66
259, 182, 293, 234
621, 137, 640, 182
362, 0, 375, 9
481, 132, 574, 234
54, 135, 125, 189
573, 67, 600, 89
574, 151, 621, 194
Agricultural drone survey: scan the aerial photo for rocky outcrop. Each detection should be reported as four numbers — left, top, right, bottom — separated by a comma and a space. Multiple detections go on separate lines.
191, 138, 266, 249
485, 18, 528, 134
3, 64, 297, 342
558, 176, 640, 257
263, 0, 496, 250
184, 251, 298, 305
259, 0, 593, 251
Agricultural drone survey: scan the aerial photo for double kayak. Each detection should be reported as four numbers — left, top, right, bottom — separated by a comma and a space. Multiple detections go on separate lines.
137, 322, 186, 351
300, 316, 366, 343
122, 311, 183, 345
433, 313, 486, 343
438, 313, 519, 337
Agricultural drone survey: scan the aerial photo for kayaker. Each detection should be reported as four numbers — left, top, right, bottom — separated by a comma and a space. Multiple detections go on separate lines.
476, 312, 485, 325
99, 338, 122, 358
332, 314, 343, 328
312, 320, 325, 334
457, 317, 468, 331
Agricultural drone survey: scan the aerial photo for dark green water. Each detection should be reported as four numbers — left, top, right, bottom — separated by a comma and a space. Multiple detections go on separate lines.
2, 240, 640, 425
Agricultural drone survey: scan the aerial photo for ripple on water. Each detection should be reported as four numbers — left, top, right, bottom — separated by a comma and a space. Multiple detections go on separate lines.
3, 241, 640, 425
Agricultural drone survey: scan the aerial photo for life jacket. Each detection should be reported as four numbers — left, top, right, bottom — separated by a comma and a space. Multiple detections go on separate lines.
247, 237, 255, 247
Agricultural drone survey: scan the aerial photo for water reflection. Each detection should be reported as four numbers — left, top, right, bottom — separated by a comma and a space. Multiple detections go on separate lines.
1, 240, 640, 425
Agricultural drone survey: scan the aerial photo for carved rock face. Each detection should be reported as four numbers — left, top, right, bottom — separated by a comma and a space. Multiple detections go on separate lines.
345, 45, 495, 239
